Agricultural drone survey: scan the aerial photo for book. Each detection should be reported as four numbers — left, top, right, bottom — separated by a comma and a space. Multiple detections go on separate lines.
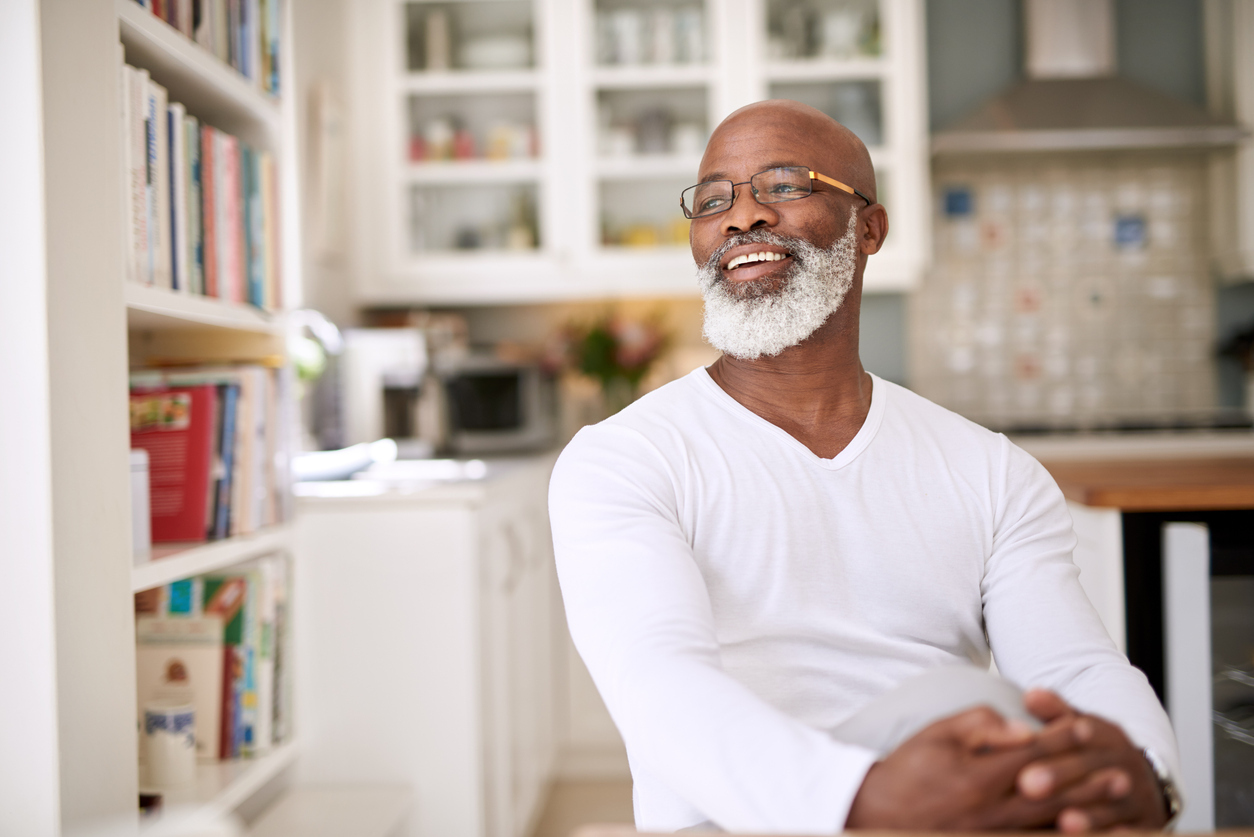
184, 113, 204, 294
200, 124, 218, 297
169, 101, 189, 292
202, 575, 247, 758
214, 131, 235, 302
148, 78, 171, 289
135, 615, 225, 762
127, 66, 151, 285
259, 151, 276, 310
129, 385, 217, 542
212, 382, 240, 539
243, 146, 265, 307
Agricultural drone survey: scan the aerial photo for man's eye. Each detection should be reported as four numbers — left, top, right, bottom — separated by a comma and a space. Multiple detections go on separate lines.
699, 195, 730, 211
768, 183, 802, 195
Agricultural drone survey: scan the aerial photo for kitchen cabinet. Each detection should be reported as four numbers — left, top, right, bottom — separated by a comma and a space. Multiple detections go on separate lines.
292, 456, 558, 837
347, 0, 929, 305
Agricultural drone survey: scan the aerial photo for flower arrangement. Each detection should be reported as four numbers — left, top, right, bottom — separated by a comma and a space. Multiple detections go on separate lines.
550, 311, 670, 414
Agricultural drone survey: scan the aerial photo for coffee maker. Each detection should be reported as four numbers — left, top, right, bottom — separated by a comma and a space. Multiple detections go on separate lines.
339, 328, 441, 458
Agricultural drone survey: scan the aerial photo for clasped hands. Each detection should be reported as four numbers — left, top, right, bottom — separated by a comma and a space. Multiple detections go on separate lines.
845, 689, 1168, 832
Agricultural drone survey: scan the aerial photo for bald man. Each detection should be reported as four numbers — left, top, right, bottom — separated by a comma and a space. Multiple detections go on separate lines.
549, 101, 1180, 834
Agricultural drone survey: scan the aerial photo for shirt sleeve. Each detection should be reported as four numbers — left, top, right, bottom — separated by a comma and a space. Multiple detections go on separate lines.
982, 437, 1182, 786
549, 423, 878, 834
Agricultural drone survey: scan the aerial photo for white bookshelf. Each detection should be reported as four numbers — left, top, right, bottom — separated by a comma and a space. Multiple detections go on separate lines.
125, 284, 282, 334
133, 525, 294, 593
116, 0, 280, 145
141, 741, 299, 821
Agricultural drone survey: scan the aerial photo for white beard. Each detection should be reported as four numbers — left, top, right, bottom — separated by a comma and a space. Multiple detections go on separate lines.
697, 211, 860, 361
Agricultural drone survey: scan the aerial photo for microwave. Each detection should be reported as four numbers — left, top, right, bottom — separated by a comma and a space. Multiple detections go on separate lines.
441, 356, 557, 455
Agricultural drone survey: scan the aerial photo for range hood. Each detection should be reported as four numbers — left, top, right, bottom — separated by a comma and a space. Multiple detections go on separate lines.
932, 0, 1246, 154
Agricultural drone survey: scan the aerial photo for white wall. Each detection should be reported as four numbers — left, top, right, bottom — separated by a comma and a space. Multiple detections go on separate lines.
0, 2, 61, 834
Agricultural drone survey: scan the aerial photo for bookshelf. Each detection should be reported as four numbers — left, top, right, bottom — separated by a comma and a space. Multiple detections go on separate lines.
141, 740, 299, 818
1, 0, 328, 831
125, 284, 282, 334
133, 524, 294, 593
120, 0, 302, 828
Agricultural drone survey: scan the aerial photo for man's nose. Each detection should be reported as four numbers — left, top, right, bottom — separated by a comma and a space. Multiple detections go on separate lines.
719, 182, 779, 236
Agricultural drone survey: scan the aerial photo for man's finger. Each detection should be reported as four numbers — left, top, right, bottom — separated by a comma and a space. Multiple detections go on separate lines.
1024, 688, 1076, 724
1058, 799, 1136, 834
1018, 752, 1128, 799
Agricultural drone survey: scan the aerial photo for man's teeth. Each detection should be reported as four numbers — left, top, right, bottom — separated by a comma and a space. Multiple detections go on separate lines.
727, 251, 788, 270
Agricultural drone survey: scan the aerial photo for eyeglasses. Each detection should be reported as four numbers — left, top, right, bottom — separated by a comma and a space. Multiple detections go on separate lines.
680, 166, 872, 219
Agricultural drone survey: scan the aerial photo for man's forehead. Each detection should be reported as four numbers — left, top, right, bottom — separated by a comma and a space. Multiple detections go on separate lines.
699, 114, 839, 179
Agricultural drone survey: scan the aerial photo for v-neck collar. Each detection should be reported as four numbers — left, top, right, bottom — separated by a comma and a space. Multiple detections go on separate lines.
692, 366, 888, 470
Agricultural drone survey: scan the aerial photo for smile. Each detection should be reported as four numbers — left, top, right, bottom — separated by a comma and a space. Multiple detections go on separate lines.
727, 251, 790, 270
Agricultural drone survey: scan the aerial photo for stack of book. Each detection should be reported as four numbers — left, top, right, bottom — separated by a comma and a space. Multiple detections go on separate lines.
129, 365, 291, 544
120, 61, 282, 310
131, 0, 282, 95
135, 555, 291, 762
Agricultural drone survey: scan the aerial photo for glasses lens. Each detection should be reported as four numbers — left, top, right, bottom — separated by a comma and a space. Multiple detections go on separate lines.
683, 181, 734, 218
751, 167, 812, 204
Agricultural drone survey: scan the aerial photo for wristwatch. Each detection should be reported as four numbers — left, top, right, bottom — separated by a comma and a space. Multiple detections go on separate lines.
1142, 747, 1183, 829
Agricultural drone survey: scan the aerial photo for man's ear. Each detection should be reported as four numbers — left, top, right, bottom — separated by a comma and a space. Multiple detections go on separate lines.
859, 204, 889, 255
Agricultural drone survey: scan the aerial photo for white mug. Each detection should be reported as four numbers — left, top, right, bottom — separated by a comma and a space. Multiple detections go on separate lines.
143, 701, 196, 787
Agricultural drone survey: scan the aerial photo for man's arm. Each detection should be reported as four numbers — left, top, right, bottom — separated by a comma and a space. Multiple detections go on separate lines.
982, 439, 1181, 830
551, 424, 879, 833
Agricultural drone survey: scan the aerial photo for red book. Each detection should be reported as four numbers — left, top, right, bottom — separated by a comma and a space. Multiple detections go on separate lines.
201, 125, 217, 297
129, 385, 217, 542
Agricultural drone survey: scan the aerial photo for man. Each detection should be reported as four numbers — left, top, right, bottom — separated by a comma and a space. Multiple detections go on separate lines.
548, 100, 1180, 834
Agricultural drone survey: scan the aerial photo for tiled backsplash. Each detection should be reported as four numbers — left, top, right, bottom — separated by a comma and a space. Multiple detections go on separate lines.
911, 152, 1217, 429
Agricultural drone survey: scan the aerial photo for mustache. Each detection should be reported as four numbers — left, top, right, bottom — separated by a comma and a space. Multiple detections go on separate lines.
701, 230, 810, 272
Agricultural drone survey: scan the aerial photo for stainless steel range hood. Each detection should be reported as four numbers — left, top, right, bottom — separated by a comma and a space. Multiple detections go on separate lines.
931, 0, 1246, 154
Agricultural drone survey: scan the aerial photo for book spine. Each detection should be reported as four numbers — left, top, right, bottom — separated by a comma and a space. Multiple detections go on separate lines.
229, 136, 244, 303
169, 102, 189, 292
120, 59, 137, 285
267, 0, 280, 95
214, 132, 232, 302
194, 0, 212, 51
132, 68, 152, 286
219, 643, 235, 759
150, 80, 171, 289
185, 115, 203, 295
214, 383, 239, 539
259, 152, 274, 311
247, 0, 261, 86
246, 147, 264, 308
269, 152, 281, 309
215, 0, 230, 64
200, 125, 217, 297
228, 370, 251, 538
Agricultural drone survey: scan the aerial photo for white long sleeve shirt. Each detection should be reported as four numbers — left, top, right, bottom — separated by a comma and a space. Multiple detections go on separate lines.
549, 368, 1179, 834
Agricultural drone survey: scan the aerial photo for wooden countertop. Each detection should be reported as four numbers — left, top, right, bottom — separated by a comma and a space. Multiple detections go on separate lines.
1041, 457, 1254, 511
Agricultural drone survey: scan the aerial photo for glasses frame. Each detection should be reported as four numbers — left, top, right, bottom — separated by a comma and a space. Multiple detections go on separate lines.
680, 167, 873, 220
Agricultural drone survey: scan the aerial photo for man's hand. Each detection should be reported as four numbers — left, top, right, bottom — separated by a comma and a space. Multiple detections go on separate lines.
845, 705, 1091, 831
1015, 689, 1168, 833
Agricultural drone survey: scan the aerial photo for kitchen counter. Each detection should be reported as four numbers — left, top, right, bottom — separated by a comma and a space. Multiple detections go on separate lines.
1041, 457, 1254, 511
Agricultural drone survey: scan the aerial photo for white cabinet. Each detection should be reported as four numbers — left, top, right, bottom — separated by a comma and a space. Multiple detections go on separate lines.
348, 0, 930, 305
293, 457, 557, 837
